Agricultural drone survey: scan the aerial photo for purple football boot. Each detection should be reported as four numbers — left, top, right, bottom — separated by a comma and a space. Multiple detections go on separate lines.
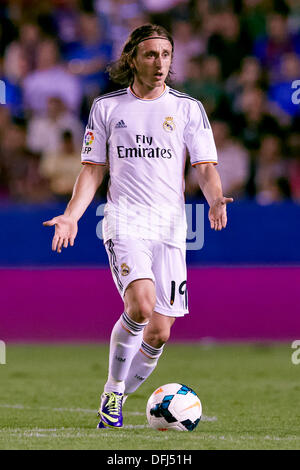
97, 392, 124, 429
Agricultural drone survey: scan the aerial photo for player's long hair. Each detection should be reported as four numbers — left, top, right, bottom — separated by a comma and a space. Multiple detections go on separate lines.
107, 24, 174, 86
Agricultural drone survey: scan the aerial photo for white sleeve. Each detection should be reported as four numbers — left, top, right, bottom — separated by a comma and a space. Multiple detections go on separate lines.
185, 100, 218, 166
81, 99, 107, 165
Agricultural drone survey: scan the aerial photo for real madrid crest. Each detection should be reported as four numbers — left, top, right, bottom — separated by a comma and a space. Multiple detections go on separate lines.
121, 263, 130, 276
163, 116, 175, 132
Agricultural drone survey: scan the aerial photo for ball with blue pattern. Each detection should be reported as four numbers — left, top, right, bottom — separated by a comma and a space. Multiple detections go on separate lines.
146, 383, 202, 431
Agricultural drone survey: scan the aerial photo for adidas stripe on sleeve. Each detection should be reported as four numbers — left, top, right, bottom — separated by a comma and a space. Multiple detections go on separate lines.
183, 96, 218, 167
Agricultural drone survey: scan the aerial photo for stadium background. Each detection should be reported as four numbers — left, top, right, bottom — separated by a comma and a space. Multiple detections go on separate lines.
0, 0, 300, 343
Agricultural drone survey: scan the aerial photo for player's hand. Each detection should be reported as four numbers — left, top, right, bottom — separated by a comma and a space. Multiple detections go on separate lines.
43, 215, 78, 253
208, 196, 233, 231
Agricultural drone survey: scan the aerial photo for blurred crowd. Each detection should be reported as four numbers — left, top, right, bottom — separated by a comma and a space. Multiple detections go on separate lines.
0, 0, 299, 204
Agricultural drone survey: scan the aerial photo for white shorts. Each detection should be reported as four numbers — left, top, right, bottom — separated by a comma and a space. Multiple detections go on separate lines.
105, 239, 189, 317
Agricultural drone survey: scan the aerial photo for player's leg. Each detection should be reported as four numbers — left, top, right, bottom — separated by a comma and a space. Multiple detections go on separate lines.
98, 239, 155, 428
99, 279, 155, 428
105, 278, 156, 393
124, 312, 175, 395
124, 241, 188, 397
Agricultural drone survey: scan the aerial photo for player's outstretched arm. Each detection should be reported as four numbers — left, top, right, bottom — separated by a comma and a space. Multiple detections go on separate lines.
195, 163, 233, 231
43, 164, 107, 252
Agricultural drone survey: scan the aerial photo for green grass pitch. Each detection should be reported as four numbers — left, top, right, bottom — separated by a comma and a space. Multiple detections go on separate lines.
0, 343, 299, 450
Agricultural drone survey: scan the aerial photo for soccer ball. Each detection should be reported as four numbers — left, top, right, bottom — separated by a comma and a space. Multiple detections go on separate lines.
146, 383, 202, 431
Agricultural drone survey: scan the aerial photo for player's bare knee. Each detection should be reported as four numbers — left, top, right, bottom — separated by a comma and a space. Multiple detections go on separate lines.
127, 299, 155, 323
145, 328, 170, 348
157, 329, 170, 346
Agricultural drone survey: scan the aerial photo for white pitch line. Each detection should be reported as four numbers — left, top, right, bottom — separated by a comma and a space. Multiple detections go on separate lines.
187, 434, 300, 442
1, 428, 299, 442
0, 403, 142, 415
0, 403, 217, 422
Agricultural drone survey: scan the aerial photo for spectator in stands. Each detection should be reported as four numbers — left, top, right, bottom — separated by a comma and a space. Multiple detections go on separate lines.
143, 0, 188, 14
0, 107, 12, 198
0, 10, 16, 56
185, 119, 249, 199
0, 106, 11, 141
171, 19, 205, 84
23, 38, 82, 115
192, 0, 210, 33
95, 0, 148, 60
233, 87, 282, 151
253, 12, 300, 83
287, 117, 300, 203
52, 0, 81, 53
255, 134, 290, 204
226, 56, 267, 113
286, 0, 300, 34
211, 120, 249, 199
0, 122, 51, 202
4, 22, 41, 84
240, 0, 267, 44
181, 55, 230, 118
143, 0, 189, 32
207, 10, 252, 79
27, 96, 84, 158
65, 12, 112, 99
232, 87, 283, 198
39, 130, 82, 199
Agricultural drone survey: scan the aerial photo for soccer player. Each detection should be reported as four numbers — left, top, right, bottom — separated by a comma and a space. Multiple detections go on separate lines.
43, 24, 233, 429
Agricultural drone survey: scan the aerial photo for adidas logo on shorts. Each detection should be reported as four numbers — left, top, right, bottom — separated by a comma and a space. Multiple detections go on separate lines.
115, 120, 127, 128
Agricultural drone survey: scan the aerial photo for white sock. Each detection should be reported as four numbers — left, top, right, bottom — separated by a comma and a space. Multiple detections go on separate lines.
104, 312, 148, 394
124, 340, 164, 395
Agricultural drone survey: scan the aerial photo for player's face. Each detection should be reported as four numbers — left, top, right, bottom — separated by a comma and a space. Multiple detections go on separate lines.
132, 38, 172, 88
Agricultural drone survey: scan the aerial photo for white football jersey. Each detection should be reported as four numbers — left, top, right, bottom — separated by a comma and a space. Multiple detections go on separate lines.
81, 85, 218, 246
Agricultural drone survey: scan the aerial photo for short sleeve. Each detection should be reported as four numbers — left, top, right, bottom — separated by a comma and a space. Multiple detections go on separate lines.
185, 100, 218, 166
81, 99, 107, 165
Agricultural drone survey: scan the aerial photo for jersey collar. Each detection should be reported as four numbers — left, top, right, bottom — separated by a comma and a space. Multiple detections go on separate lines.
128, 84, 168, 101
